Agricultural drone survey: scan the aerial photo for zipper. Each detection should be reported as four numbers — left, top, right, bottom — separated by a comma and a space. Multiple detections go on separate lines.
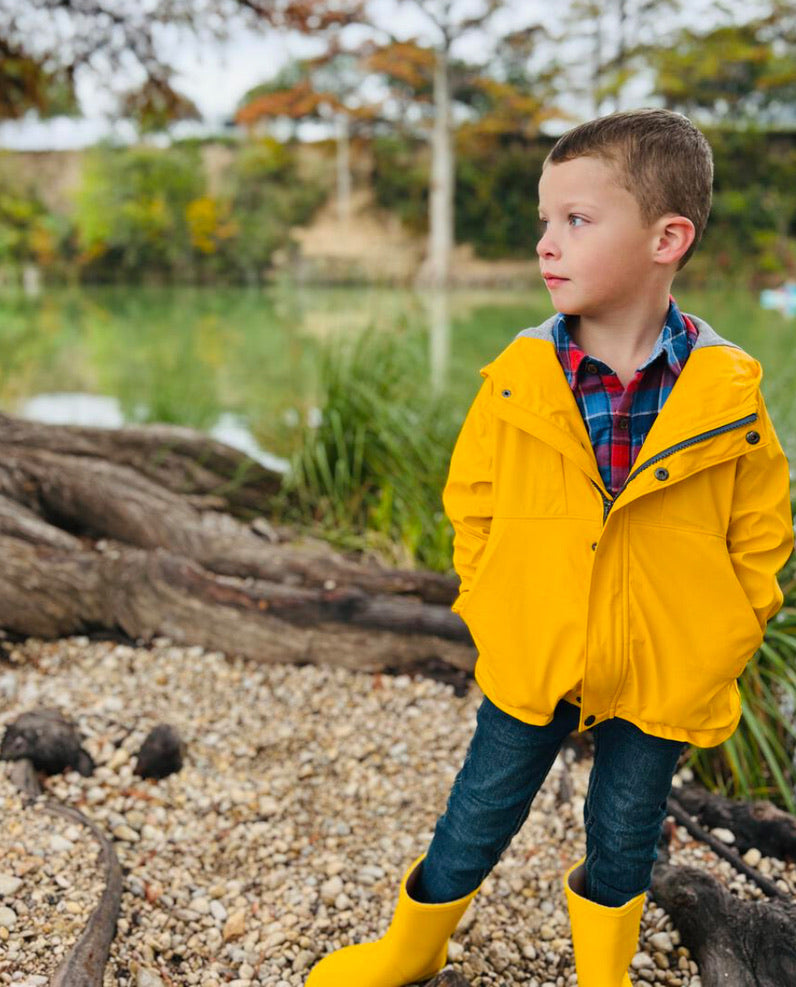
595, 412, 758, 526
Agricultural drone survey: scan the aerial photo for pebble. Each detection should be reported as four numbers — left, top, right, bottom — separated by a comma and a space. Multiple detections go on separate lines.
210, 900, 228, 922
0, 635, 791, 986
0, 906, 17, 929
224, 909, 247, 941
649, 931, 674, 952
49, 834, 74, 852
0, 875, 22, 896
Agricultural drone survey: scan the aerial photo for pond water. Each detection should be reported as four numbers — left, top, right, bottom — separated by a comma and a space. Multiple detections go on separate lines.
1, 282, 794, 477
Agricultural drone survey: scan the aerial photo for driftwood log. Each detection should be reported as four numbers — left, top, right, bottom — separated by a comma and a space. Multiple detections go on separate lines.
672, 781, 796, 862
650, 784, 796, 987
651, 854, 796, 986
0, 412, 473, 688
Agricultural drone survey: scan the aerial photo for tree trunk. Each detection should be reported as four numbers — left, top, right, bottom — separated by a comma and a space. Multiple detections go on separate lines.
418, 44, 454, 288
0, 413, 474, 683
336, 112, 352, 226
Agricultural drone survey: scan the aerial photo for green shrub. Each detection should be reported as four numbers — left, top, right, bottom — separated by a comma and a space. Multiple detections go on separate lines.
70, 138, 326, 284
455, 142, 549, 259
209, 137, 326, 284
371, 135, 428, 234
686, 534, 796, 812
0, 152, 57, 270
270, 324, 461, 571
74, 143, 204, 282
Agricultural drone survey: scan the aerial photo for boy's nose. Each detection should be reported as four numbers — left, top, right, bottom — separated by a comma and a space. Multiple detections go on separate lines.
536, 231, 560, 259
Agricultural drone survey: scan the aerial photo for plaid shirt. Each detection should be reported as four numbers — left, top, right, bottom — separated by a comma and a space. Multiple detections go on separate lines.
553, 299, 698, 497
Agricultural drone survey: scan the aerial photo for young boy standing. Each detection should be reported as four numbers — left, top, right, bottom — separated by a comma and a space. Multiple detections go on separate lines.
306, 109, 794, 986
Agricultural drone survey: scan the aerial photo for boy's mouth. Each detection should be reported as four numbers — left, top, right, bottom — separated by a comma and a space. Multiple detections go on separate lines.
542, 273, 569, 288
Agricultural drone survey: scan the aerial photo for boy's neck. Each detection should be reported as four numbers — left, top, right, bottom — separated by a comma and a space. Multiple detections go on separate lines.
568, 289, 673, 370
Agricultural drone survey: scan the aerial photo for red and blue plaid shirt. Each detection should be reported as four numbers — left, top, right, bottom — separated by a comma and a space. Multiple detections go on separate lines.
553, 298, 699, 497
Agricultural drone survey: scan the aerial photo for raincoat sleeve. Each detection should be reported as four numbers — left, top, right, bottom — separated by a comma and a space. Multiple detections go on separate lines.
442, 374, 496, 609
726, 390, 794, 634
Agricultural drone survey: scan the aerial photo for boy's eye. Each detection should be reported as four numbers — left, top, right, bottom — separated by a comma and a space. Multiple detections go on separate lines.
538, 218, 549, 232
568, 215, 586, 227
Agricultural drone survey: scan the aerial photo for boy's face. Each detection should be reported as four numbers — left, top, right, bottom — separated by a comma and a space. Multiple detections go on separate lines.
537, 155, 664, 319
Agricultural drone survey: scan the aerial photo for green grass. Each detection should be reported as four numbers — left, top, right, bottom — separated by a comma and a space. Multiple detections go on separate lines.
269, 323, 462, 571
685, 543, 796, 812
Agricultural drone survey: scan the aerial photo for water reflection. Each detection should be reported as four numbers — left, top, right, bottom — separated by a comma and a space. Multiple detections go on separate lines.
425, 290, 451, 396
1, 284, 792, 469
18, 392, 290, 473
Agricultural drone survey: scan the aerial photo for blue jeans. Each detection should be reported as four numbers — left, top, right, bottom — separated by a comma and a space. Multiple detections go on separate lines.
416, 695, 686, 908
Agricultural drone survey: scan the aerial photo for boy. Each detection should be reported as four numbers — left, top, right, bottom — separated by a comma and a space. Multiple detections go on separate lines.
306, 109, 794, 986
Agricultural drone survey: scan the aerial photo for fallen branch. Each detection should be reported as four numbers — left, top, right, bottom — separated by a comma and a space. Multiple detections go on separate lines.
7, 761, 122, 987
0, 413, 473, 677
667, 791, 790, 900
673, 781, 796, 862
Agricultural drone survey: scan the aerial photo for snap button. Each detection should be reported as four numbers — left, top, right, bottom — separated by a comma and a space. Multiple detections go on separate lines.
501, 388, 511, 398
585, 361, 599, 375
576, 695, 581, 703
745, 430, 760, 444
616, 417, 629, 430
654, 467, 669, 481
584, 714, 596, 727
591, 542, 597, 551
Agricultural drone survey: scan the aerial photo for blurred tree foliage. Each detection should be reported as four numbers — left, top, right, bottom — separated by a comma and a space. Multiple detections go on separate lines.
685, 128, 796, 285
119, 77, 202, 138
213, 137, 325, 284
647, 19, 796, 123
371, 136, 429, 234
0, 152, 73, 274
372, 126, 796, 282
75, 144, 205, 283
0, 37, 79, 121
69, 139, 324, 284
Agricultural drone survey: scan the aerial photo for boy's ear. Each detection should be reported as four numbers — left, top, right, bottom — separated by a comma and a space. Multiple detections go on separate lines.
653, 215, 695, 266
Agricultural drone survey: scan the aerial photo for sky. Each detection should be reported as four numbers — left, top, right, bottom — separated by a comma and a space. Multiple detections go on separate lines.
0, 24, 300, 149
0, 0, 729, 150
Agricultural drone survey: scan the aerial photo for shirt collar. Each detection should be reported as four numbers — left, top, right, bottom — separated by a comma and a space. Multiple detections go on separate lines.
553, 298, 693, 392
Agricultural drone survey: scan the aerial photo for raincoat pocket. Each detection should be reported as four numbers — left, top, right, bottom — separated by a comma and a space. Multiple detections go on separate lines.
453, 519, 507, 618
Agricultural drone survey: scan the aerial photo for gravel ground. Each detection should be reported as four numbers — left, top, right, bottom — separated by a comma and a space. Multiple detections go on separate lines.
1, 635, 794, 987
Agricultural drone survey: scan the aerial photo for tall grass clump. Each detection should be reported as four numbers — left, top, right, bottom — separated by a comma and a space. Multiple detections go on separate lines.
273, 325, 463, 571
685, 503, 796, 812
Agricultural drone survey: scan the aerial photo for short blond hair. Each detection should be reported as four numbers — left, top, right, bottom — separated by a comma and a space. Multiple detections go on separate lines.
546, 108, 713, 268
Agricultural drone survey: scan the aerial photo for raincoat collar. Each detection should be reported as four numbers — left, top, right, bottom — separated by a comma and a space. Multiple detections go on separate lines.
479, 313, 763, 507
552, 299, 693, 391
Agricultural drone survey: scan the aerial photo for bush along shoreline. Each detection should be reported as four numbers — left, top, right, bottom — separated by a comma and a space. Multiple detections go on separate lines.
2, 127, 796, 288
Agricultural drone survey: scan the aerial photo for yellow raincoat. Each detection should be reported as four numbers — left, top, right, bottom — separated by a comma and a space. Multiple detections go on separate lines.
443, 315, 794, 747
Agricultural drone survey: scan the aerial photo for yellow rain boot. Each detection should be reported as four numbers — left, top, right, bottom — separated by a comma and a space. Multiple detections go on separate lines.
563, 855, 645, 987
305, 853, 480, 986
